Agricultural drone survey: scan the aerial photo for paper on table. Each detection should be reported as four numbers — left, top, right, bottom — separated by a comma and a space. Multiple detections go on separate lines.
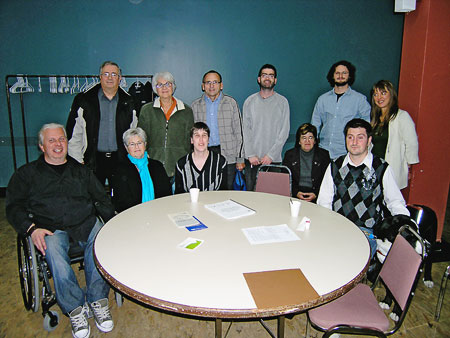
168, 212, 201, 228
177, 237, 204, 251
242, 224, 300, 245
204, 199, 255, 220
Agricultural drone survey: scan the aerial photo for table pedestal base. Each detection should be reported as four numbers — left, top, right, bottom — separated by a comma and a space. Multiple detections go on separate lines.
214, 316, 286, 338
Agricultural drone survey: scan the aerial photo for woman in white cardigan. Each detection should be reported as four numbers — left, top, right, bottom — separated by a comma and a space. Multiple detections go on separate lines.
370, 80, 419, 190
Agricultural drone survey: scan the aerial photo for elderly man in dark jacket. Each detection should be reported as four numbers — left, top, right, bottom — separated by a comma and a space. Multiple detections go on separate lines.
6, 123, 116, 338
66, 61, 138, 185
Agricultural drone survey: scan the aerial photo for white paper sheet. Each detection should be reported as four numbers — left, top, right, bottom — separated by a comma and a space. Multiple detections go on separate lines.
242, 224, 300, 245
204, 199, 255, 220
168, 212, 201, 227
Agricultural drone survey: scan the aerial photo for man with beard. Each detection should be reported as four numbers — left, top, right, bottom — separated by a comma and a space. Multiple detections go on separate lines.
242, 64, 290, 190
311, 60, 370, 159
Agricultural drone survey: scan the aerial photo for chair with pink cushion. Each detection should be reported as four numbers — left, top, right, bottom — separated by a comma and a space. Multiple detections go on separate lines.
306, 225, 425, 338
255, 164, 292, 197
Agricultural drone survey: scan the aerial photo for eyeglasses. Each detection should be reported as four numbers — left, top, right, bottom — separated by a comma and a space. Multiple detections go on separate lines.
48, 137, 67, 144
156, 82, 172, 89
128, 141, 144, 148
260, 73, 275, 79
100, 72, 119, 78
203, 80, 221, 86
300, 136, 315, 141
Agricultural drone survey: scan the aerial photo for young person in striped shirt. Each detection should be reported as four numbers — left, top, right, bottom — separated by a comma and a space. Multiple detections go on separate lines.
175, 122, 227, 193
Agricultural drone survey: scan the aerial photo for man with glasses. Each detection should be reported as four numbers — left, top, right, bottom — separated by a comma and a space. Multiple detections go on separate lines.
311, 60, 370, 159
242, 64, 290, 190
66, 61, 138, 186
191, 70, 244, 189
6, 123, 116, 338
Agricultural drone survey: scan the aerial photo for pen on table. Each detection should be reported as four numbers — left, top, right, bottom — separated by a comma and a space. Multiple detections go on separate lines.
229, 199, 256, 212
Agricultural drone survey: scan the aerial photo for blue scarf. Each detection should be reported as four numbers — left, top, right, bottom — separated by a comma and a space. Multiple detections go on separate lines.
128, 152, 155, 203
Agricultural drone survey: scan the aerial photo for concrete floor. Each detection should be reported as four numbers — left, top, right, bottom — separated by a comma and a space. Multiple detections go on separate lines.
1, 197, 449, 337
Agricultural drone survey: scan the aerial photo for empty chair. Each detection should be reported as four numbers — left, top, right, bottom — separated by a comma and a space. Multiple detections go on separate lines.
306, 225, 424, 338
407, 204, 438, 288
255, 164, 292, 197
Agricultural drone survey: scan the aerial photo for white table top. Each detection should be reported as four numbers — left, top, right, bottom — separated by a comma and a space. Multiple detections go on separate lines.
94, 191, 370, 318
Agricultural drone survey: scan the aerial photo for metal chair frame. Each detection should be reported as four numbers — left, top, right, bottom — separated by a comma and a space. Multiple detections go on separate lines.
435, 265, 450, 321
255, 164, 292, 197
17, 234, 122, 331
306, 224, 425, 338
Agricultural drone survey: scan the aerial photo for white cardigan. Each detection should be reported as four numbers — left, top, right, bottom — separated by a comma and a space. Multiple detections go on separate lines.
384, 109, 419, 189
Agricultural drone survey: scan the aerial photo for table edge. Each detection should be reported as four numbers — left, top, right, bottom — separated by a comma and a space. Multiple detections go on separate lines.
94, 248, 369, 319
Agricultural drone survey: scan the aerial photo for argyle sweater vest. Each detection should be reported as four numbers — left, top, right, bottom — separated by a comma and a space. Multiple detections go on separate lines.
331, 155, 388, 228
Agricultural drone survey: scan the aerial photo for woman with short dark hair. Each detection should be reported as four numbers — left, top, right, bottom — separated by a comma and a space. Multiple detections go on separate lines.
282, 123, 330, 202
175, 122, 227, 193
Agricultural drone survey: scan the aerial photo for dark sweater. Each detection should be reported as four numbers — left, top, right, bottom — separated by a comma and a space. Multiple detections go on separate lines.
282, 146, 330, 201
6, 155, 115, 241
111, 157, 172, 212
175, 151, 227, 193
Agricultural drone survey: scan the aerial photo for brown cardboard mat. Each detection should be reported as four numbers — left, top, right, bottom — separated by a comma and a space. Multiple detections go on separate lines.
243, 269, 319, 308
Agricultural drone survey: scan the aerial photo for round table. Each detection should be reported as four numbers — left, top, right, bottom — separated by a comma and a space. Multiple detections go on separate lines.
94, 191, 370, 336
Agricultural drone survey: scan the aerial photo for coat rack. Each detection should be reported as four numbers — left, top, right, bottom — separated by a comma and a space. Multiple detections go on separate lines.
5, 74, 154, 170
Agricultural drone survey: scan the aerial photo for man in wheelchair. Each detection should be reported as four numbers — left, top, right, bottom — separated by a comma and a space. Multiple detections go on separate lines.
6, 123, 116, 338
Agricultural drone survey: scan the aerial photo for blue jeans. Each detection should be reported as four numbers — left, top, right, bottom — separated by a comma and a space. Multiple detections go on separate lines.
44, 219, 110, 314
360, 226, 377, 260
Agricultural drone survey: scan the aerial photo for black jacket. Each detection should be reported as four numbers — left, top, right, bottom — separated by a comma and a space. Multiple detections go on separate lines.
66, 83, 138, 169
110, 157, 172, 213
6, 155, 115, 241
282, 146, 330, 201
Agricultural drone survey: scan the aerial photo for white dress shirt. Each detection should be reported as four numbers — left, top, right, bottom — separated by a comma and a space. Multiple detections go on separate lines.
317, 152, 409, 217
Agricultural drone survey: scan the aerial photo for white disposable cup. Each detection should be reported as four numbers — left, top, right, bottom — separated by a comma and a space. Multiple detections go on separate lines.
290, 200, 301, 217
190, 188, 200, 203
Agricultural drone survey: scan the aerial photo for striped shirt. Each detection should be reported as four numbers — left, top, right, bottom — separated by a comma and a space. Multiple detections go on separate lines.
175, 151, 227, 193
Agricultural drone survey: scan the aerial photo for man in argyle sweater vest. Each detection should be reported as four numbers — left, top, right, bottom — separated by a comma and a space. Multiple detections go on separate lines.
331, 156, 388, 228
317, 119, 409, 258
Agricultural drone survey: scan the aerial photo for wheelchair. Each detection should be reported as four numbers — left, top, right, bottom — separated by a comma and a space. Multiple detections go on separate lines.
17, 233, 123, 331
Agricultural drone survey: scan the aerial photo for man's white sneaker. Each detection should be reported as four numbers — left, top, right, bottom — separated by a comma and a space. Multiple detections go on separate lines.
69, 306, 90, 338
89, 298, 114, 332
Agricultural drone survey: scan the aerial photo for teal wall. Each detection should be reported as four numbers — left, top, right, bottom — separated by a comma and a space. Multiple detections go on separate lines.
0, 0, 404, 187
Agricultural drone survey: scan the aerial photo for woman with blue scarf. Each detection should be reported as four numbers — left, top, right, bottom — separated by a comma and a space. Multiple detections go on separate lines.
111, 128, 172, 213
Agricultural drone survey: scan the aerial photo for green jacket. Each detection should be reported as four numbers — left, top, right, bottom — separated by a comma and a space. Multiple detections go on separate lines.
138, 97, 194, 177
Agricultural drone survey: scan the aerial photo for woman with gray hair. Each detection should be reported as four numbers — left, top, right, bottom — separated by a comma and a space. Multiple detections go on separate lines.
110, 127, 171, 212
138, 71, 194, 180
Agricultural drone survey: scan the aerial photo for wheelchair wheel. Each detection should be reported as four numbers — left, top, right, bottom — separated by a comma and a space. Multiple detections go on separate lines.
43, 310, 59, 331
17, 236, 40, 312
